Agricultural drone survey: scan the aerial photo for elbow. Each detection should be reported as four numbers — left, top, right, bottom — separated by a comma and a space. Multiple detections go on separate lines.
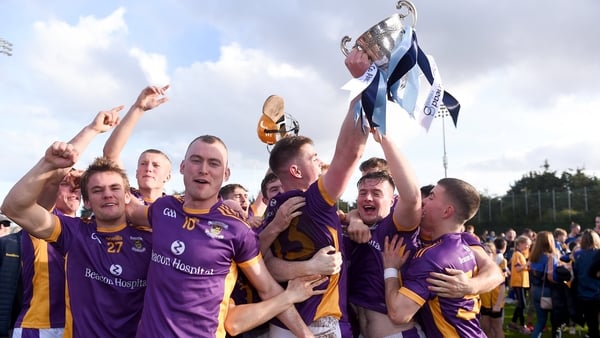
493, 269, 505, 287
387, 309, 411, 325
1, 202, 15, 220
224, 320, 244, 336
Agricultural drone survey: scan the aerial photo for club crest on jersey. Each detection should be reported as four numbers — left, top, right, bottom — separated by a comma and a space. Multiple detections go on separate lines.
205, 221, 226, 239
269, 198, 277, 207
130, 236, 147, 253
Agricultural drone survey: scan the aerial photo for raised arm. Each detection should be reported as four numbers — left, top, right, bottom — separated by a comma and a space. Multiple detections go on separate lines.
2, 107, 121, 234
321, 49, 369, 200
1, 142, 79, 239
103, 85, 169, 167
376, 132, 421, 230
37, 107, 122, 210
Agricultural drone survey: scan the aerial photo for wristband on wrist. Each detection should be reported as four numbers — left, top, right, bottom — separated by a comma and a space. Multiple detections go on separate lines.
384, 268, 398, 280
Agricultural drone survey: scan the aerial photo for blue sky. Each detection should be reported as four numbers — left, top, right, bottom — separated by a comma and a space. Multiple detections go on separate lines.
2, 0, 600, 204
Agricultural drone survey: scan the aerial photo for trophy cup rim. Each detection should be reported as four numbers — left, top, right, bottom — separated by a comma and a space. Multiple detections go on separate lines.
340, 0, 417, 57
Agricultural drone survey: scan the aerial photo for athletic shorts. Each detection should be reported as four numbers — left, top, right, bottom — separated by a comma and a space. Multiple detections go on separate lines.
11, 327, 64, 338
480, 306, 504, 318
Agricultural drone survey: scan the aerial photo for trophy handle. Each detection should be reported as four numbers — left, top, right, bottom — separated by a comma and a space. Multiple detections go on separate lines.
340, 36, 353, 56
396, 0, 417, 28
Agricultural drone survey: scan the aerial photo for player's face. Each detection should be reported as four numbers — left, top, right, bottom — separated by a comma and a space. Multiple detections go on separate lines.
136, 152, 171, 190
357, 178, 394, 225
55, 180, 81, 216
420, 184, 448, 231
84, 172, 130, 224
297, 143, 322, 186
228, 187, 249, 211
181, 140, 230, 207
264, 179, 283, 201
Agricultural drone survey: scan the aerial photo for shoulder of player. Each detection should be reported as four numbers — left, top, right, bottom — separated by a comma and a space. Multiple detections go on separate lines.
149, 194, 181, 206
127, 223, 152, 233
57, 214, 93, 228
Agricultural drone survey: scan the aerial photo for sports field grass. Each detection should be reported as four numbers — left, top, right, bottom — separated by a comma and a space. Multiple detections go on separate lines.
502, 300, 587, 337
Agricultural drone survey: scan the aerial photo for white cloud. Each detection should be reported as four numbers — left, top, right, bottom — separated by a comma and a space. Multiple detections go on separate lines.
129, 47, 170, 86
1, 0, 600, 207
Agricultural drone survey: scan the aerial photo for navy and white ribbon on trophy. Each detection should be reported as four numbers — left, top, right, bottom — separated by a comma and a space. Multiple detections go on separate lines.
342, 26, 460, 134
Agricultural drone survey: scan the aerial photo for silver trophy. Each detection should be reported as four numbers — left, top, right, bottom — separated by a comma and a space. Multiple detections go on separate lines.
341, 0, 417, 71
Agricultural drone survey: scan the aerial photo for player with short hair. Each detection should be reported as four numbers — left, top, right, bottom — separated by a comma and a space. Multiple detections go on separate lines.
127, 135, 312, 338
2, 109, 155, 337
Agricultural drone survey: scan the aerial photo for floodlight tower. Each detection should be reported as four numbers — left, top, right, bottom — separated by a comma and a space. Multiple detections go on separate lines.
435, 105, 449, 178
1, 39, 13, 56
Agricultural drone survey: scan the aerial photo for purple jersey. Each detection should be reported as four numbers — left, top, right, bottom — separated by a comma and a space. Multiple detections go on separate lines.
15, 209, 66, 330
130, 186, 164, 205
418, 231, 482, 249
459, 231, 483, 247
400, 232, 484, 338
264, 177, 347, 327
47, 214, 152, 338
136, 195, 260, 338
345, 213, 419, 314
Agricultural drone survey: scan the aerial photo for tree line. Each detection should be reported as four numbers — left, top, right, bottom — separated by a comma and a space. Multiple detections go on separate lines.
337, 160, 600, 234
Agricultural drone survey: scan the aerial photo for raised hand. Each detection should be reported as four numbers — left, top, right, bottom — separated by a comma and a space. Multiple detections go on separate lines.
63, 168, 84, 189
371, 127, 383, 144
308, 245, 342, 275
345, 48, 371, 78
89, 106, 124, 133
134, 85, 170, 111
44, 141, 79, 169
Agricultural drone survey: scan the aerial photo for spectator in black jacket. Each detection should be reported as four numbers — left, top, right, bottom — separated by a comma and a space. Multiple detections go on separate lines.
0, 216, 22, 338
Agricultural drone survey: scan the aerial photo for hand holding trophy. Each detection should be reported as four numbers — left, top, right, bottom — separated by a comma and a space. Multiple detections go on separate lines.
340, 0, 460, 133
341, 0, 417, 71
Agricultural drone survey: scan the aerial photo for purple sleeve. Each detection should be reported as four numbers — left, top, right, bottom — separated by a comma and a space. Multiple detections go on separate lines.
234, 226, 260, 264
49, 213, 82, 255
401, 252, 435, 302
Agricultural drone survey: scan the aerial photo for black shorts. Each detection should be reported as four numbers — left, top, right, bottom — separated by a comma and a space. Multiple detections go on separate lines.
480, 306, 503, 318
